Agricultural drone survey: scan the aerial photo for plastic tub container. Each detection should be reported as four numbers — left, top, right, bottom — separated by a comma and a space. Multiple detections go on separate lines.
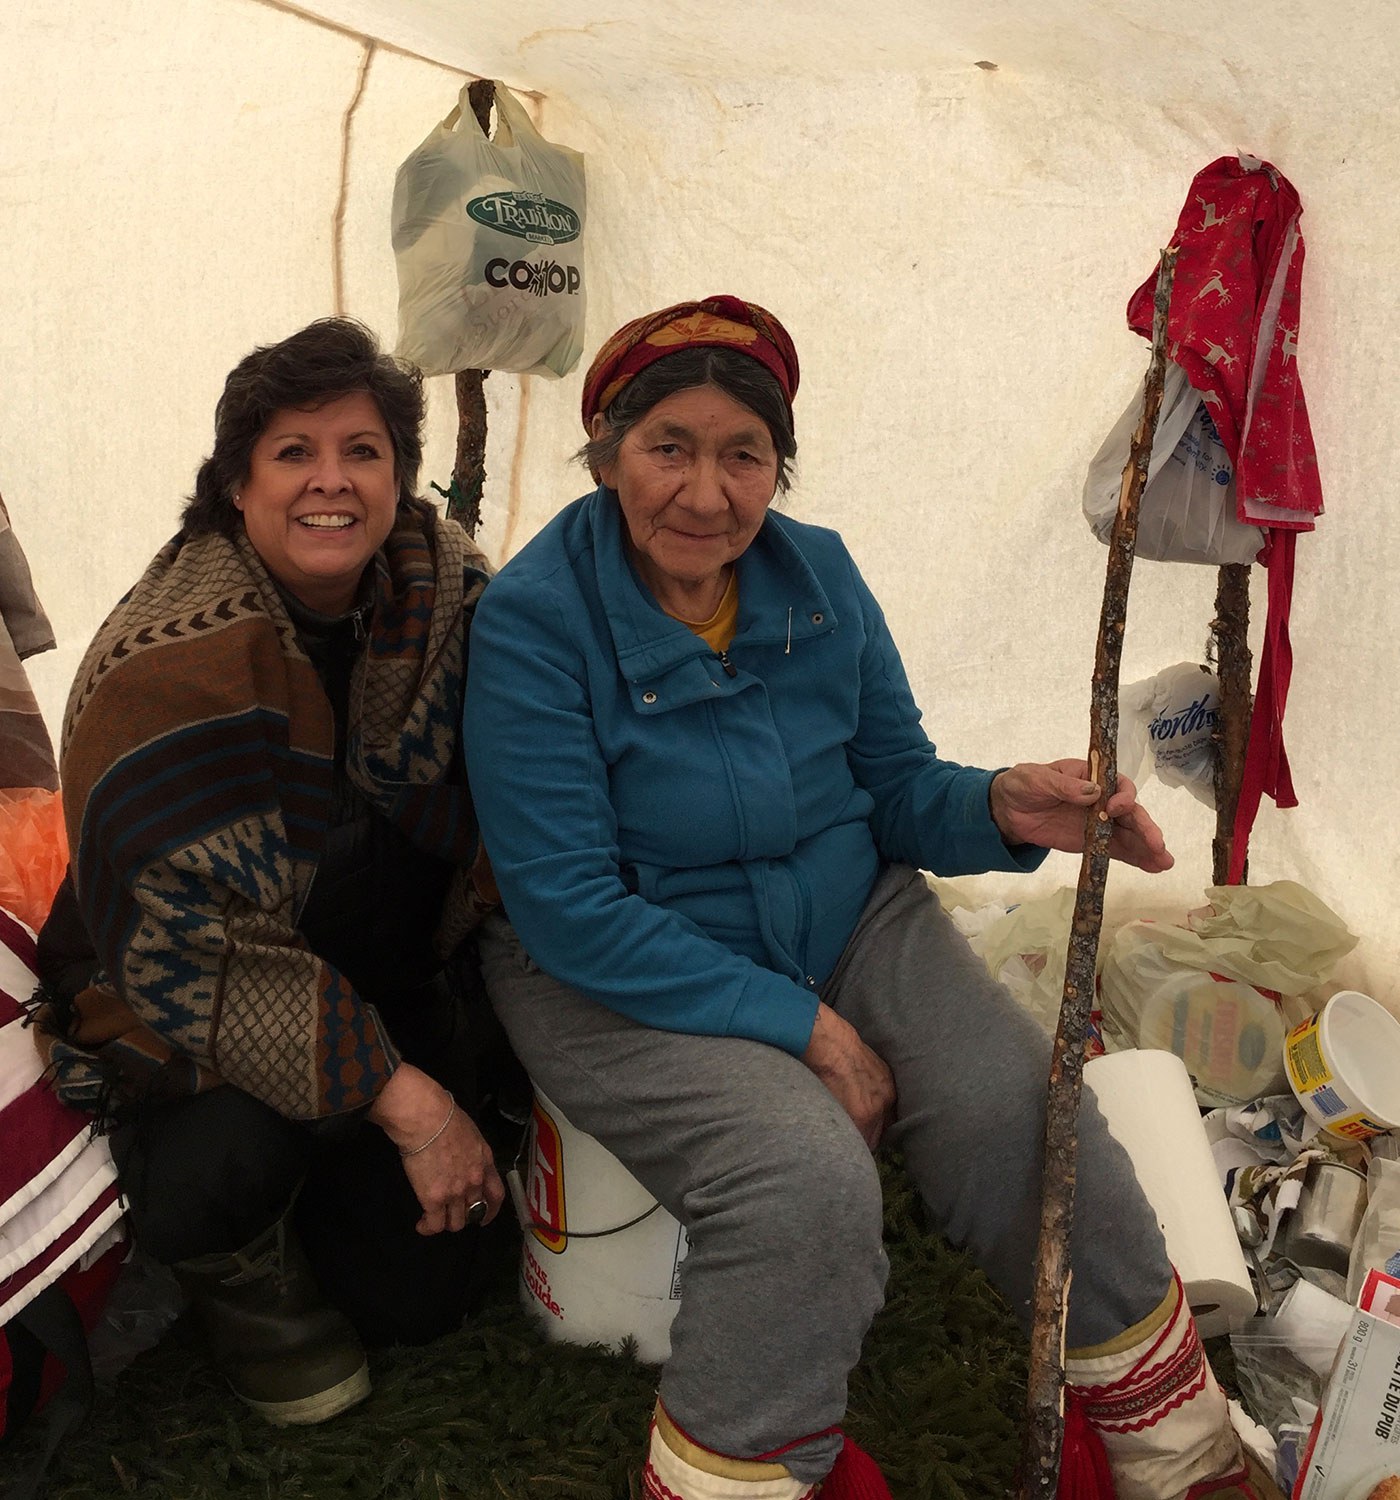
506, 1089, 688, 1364
1284, 990, 1400, 1141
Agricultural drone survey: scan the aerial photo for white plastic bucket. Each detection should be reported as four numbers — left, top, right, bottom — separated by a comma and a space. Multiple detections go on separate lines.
1283, 990, 1400, 1141
506, 1088, 688, 1364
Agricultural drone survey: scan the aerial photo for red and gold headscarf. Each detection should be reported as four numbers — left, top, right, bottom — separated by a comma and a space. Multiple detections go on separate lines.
580, 295, 800, 431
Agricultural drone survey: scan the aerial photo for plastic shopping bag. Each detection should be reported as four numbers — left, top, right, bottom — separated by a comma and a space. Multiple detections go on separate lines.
1083, 363, 1264, 565
1187, 882, 1358, 991
947, 887, 1079, 1038
969, 888, 1075, 1036
1118, 661, 1221, 808
1347, 1156, 1400, 1304
1099, 882, 1357, 1106
392, 83, 586, 378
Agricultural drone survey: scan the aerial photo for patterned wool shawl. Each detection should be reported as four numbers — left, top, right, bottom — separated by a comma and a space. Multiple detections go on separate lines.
41, 504, 486, 1120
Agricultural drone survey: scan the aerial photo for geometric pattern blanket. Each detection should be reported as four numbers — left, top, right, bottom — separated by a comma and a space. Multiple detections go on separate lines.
36, 503, 486, 1120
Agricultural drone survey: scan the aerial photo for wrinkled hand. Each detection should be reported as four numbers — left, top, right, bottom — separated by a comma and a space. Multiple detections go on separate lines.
989, 758, 1173, 873
801, 1003, 896, 1151
369, 1063, 506, 1235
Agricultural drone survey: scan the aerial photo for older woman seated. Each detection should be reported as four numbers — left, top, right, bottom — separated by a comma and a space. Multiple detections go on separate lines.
36, 319, 513, 1426
463, 297, 1280, 1500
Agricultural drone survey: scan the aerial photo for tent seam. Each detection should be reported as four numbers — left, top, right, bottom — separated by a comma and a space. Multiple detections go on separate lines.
332, 39, 376, 315
501, 380, 532, 564
241, 0, 527, 85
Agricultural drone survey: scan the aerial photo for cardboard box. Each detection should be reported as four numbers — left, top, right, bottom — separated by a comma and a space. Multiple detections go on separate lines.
1294, 1271, 1400, 1499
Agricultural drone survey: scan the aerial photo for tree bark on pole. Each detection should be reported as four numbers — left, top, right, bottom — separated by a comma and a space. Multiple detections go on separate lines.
1019, 246, 1178, 1498
1210, 563, 1253, 886
447, 79, 496, 540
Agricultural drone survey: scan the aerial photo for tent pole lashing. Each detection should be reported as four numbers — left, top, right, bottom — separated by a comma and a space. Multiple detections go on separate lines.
1019, 246, 1178, 1498
448, 79, 496, 539
1209, 563, 1253, 885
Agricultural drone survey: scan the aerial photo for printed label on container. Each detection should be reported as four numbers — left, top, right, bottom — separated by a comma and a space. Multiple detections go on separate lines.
525, 1100, 568, 1254
522, 1243, 564, 1318
1310, 1083, 1351, 1120
670, 1224, 690, 1301
1329, 1113, 1391, 1142
1286, 1016, 1333, 1092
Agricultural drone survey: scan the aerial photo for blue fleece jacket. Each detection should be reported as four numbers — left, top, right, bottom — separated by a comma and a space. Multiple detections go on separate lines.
463, 487, 1045, 1057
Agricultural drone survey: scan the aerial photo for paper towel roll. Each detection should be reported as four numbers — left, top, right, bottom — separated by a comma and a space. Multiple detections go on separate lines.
1086, 1049, 1257, 1337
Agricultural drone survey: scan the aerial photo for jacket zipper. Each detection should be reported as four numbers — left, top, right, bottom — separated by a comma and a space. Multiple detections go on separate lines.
717, 649, 738, 679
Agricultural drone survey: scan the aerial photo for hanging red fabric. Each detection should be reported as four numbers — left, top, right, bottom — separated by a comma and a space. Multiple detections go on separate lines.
1228, 531, 1298, 882
1056, 1391, 1117, 1499
1125, 154, 1322, 881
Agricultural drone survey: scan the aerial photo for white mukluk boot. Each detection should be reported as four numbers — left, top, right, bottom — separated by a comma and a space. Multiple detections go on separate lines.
643, 1402, 894, 1500
643, 1403, 815, 1500
1063, 1274, 1284, 1500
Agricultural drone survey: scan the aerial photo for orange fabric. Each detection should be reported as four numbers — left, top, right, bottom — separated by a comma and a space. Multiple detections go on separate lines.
0, 788, 67, 931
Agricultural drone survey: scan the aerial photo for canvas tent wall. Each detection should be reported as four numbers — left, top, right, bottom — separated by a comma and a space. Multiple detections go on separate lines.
4, 0, 1397, 1000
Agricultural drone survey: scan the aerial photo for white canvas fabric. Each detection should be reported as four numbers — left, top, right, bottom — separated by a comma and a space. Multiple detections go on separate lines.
2, 2, 1396, 1003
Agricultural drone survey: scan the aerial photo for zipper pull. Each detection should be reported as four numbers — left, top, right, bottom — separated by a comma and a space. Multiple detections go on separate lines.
717, 649, 738, 679
350, 607, 367, 643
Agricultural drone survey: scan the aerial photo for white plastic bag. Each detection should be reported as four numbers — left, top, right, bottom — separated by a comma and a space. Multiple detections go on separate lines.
1118, 661, 1221, 808
1100, 923, 1293, 1105
1083, 363, 1264, 565
1099, 882, 1357, 1107
956, 887, 1075, 1035
392, 83, 586, 378
1347, 1157, 1400, 1303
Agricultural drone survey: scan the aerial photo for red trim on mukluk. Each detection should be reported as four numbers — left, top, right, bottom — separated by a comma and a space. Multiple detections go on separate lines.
642, 1460, 685, 1500
1068, 1295, 1208, 1434
754, 1425, 842, 1462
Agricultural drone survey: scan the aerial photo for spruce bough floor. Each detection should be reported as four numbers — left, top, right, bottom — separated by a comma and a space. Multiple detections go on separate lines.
13, 1157, 1234, 1499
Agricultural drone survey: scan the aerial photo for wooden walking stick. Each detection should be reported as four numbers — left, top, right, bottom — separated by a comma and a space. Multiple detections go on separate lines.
446, 78, 496, 539
1210, 563, 1253, 886
1019, 246, 1178, 1497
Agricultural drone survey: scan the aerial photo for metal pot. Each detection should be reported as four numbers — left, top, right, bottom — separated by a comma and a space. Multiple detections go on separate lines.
1279, 1159, 1369, 1276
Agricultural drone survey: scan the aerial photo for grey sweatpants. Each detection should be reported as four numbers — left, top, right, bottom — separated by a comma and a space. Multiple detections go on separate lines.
478, 865, 1170, 1483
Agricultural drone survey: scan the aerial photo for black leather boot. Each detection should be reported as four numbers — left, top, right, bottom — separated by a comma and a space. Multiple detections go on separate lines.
175, 1212, 369, 1425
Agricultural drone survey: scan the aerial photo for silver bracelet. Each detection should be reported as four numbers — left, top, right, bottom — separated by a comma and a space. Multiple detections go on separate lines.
399, 1098, 456, 1157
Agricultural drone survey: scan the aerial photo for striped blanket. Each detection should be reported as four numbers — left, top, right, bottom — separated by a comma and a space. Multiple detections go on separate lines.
37, 503, 486, 1121
1, 906, 123, 1328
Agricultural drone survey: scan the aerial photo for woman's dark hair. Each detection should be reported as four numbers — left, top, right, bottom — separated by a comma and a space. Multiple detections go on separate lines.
181, 318, 426, 538
577, 347, 798, 493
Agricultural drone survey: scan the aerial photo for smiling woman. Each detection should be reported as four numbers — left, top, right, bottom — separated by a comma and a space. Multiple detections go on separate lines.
234, 391, 400, 614
33, 319, 516, 1432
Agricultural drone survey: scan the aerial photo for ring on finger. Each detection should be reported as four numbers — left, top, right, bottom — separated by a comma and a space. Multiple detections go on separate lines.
465, 1199, 488, 1228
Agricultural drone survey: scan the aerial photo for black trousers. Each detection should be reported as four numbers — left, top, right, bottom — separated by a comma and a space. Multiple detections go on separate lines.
110, 969, 526, 1348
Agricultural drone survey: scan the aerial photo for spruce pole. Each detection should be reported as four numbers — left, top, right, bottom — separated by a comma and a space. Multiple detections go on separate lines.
447, 79, 496, 538
1210, 564, 1253, 885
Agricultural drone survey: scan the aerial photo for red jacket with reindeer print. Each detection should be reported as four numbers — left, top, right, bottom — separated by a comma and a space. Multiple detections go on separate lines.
1126, 153, 1324, 883
1127, 153, 1322, 531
